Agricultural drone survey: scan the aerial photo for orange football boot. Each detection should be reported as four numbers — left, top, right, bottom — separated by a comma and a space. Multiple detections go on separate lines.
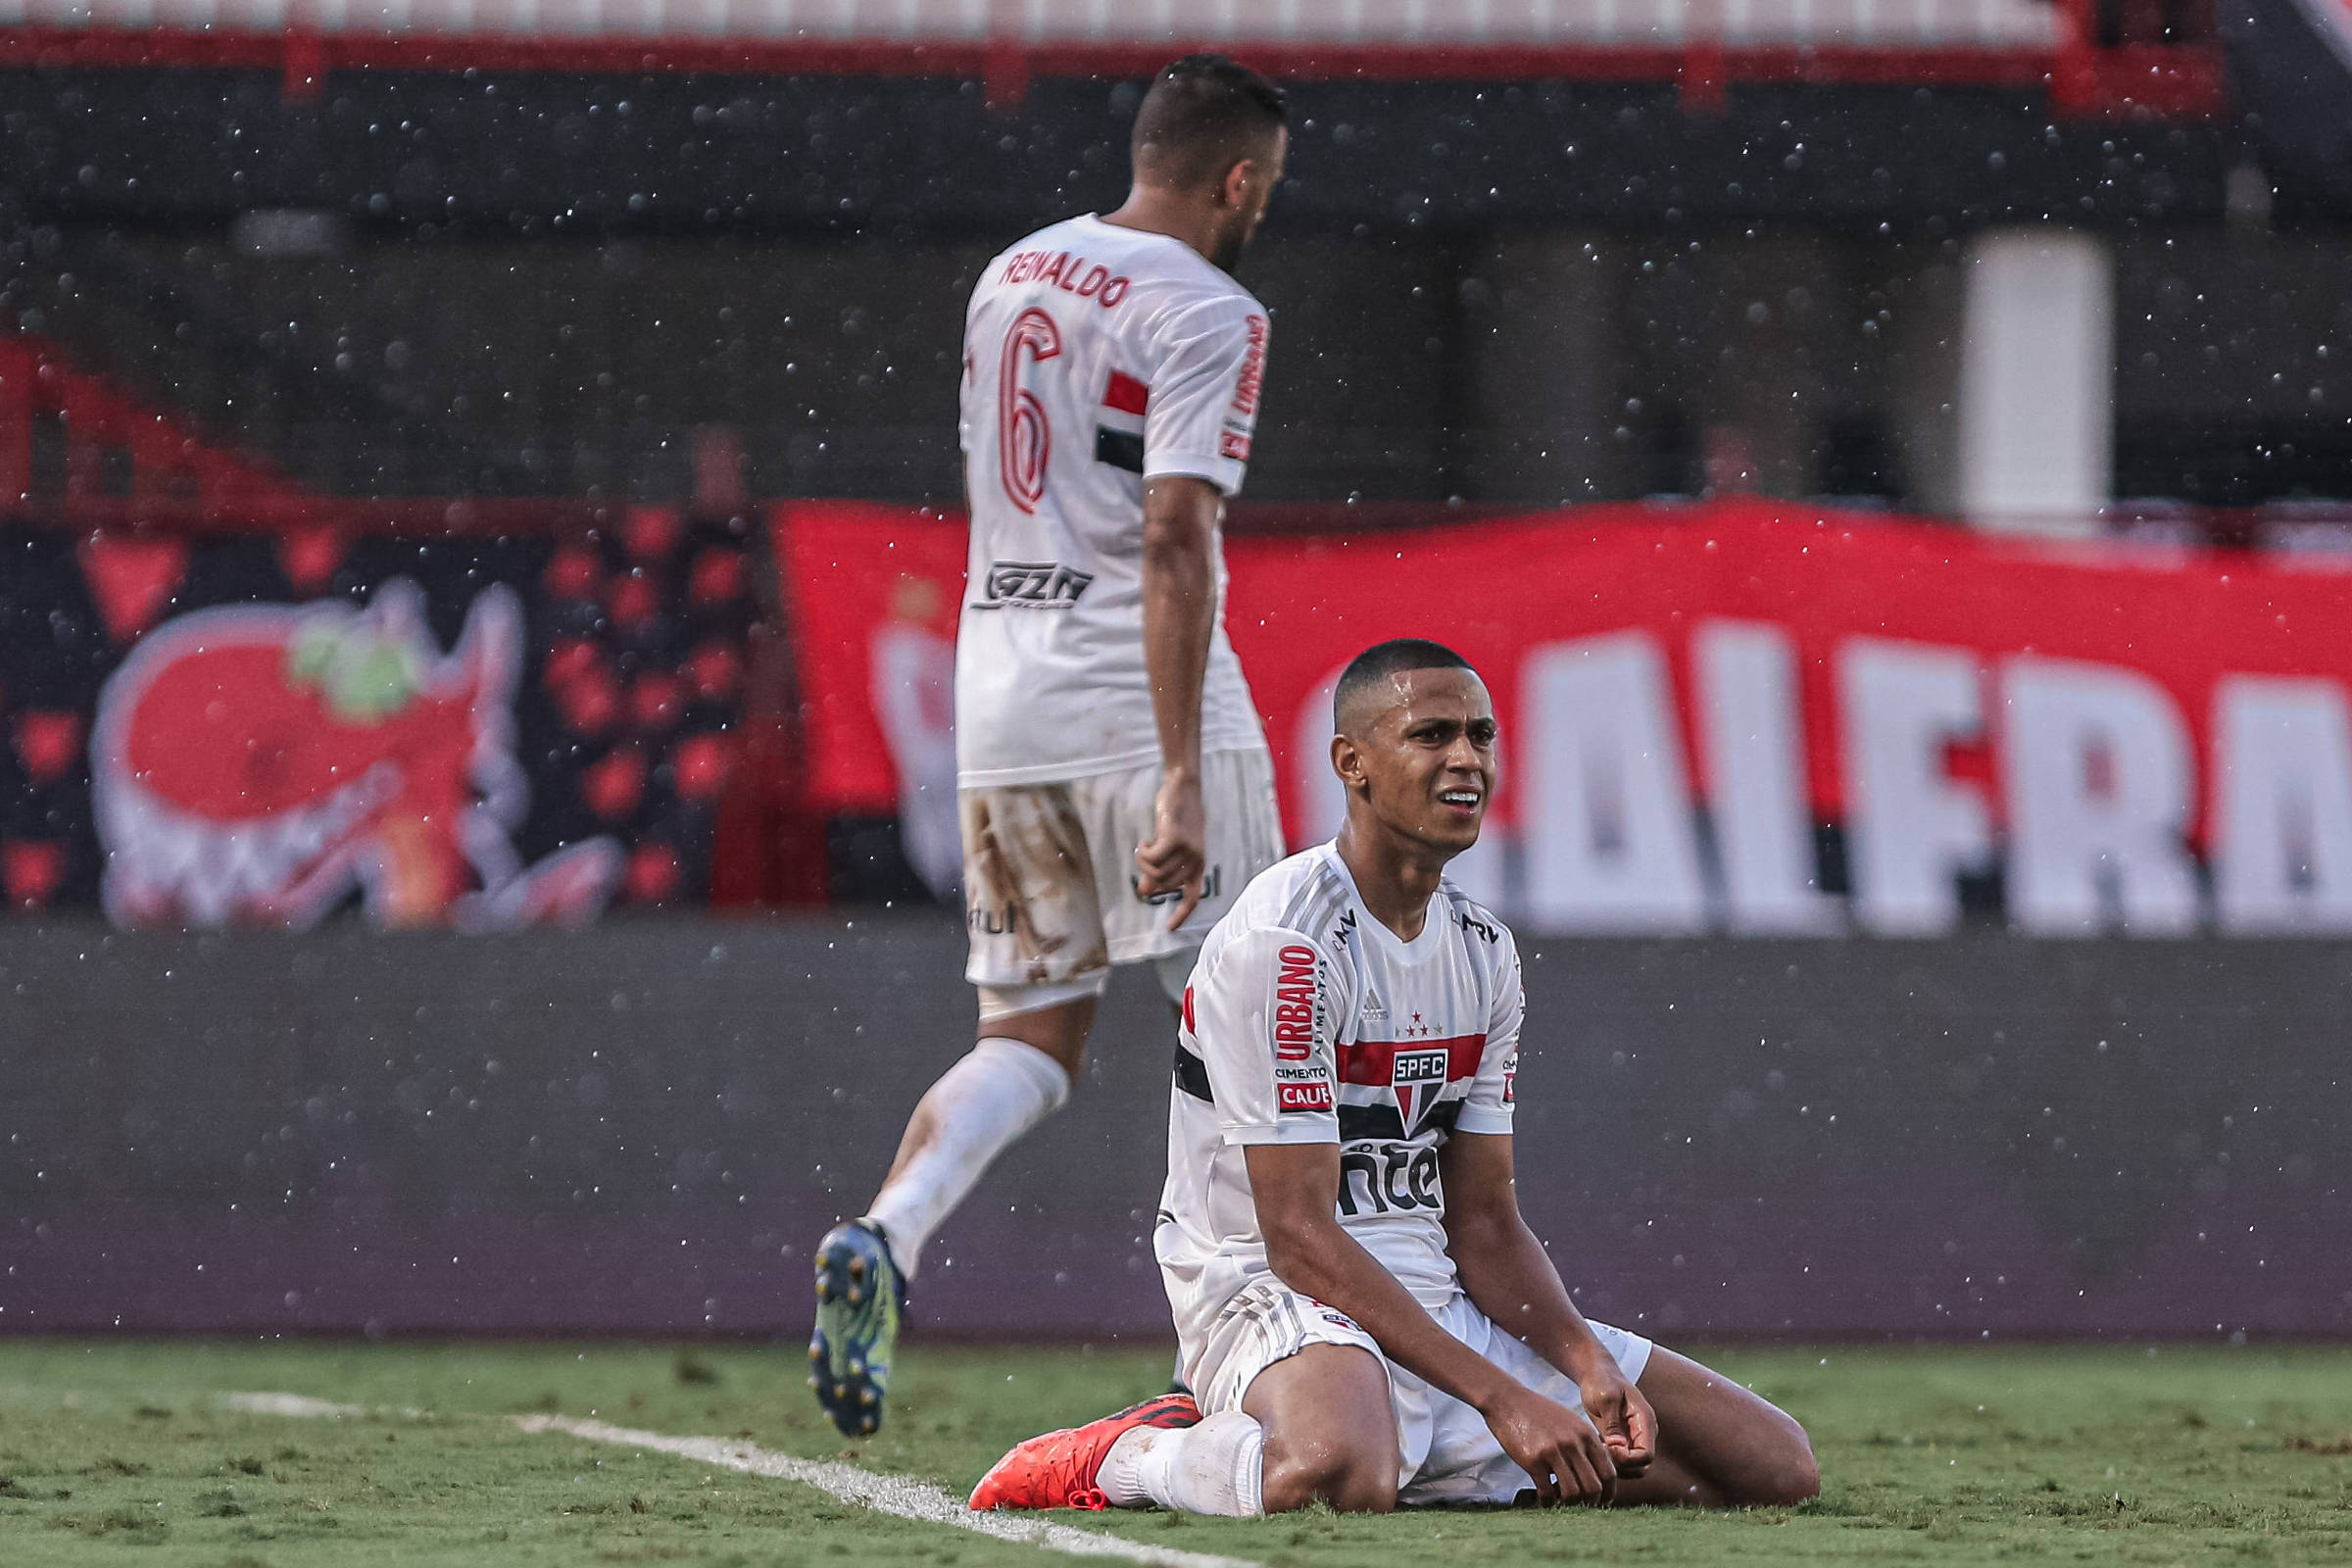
967, 1392, 1202, 1511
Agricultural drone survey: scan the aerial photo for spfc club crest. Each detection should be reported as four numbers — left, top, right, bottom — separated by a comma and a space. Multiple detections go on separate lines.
1391, 1048, 1450, 1132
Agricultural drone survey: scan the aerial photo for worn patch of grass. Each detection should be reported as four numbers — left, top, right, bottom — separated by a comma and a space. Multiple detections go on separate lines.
0, 1340, 2348, 1565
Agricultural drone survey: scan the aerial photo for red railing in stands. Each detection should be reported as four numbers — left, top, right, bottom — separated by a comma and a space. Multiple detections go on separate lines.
0, 333, 615, 535
0, 333, 309, 514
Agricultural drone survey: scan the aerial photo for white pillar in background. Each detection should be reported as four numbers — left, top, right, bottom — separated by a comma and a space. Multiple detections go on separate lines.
1957, 228, 2115, 537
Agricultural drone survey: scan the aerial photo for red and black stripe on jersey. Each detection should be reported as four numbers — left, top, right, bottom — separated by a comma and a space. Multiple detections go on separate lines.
1335, 1033, 1486, 1143
1173, 1030, 1488, 1144
1096, 370, 1148, 472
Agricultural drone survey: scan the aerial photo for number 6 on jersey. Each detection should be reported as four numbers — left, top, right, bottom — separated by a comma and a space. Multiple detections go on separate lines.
999, 307, 1060, 513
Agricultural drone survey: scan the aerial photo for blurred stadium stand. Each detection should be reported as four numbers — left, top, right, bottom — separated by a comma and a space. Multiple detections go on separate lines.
1, 0, 2305, 522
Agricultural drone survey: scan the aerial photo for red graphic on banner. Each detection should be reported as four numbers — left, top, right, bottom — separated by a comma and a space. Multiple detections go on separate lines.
2, 840, 65, 909
582, 745, 649, 821
78, 533, 188, 644
623, 504, 684, 562
688, 546, 747, 606
670, 732, 734, 803
13, 710, 84, 785
544, 544, 604, 602
91, 578, 622, 930
276, 525, 350, 595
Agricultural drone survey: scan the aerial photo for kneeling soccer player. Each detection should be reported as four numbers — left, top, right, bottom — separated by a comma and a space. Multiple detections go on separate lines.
970, 638, 1820, 1515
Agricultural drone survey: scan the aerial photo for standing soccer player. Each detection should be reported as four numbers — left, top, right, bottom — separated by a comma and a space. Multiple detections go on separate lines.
808, 54, 1292, 1437
970, 641, 1820, 1513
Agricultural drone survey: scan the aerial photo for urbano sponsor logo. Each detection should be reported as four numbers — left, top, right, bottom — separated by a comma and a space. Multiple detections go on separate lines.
1231, 314, 1268, 415
971, 561, 1095, 610
1272, 943, 1319, 1061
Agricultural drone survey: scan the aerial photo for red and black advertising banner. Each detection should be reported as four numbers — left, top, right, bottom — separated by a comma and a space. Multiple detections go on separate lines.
776, 498, 2352, 937
0, 511, 760, 925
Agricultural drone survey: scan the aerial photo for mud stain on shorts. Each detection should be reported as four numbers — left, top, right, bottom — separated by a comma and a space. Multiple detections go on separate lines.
962, 787, 1109, 983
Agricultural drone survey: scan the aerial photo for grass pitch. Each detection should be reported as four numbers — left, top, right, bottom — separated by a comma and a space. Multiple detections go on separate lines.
1, 1339, 2349, 1565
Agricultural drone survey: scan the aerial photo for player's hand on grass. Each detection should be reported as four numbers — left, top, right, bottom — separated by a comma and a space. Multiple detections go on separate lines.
1577, 1363, 1657, 1479
1484, 1383, 1619, 1504
1136, 767, 1207, 930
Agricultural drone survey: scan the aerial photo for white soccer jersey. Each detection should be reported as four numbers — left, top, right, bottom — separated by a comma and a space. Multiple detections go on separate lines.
1154, 844, 1525, 1352
956, 214, 1272, 786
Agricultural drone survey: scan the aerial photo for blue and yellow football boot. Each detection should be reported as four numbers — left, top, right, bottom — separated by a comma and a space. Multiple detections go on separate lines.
808, 1219, 906, 1437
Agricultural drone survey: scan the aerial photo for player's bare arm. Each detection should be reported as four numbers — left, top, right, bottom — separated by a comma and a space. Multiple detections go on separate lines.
1244, 1139, 1629, 1506
1441, 1103, 1817, 1507
1440, 1128, 1657, 1477
1134, 473, 1220, 928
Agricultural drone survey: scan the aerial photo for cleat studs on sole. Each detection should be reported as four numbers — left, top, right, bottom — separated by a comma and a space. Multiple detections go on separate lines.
859, 1389, 877, 1405
847, 1288, 862, 1304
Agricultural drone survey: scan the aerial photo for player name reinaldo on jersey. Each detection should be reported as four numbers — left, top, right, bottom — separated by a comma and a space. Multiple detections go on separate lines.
1161, 848, 1523, 1314
954, 214, 1272, 786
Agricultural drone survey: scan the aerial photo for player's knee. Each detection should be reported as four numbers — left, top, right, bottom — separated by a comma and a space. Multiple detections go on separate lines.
1320, 1462, 1399, 1514
1259, 1435, 1396, 1515
1741, 1422, 1820, 1506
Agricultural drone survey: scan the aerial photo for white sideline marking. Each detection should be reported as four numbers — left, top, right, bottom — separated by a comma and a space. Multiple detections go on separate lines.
222, 1391, 427, 1420
223, 1392, 365, 1419
223, 1392, 1258, 1568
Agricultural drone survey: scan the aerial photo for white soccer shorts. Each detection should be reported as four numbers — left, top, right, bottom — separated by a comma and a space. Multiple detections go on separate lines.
959, 746, 1284, 1017
1183, 1277, 1654, 1507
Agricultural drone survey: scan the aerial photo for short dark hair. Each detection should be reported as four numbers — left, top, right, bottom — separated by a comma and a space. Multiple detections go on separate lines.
1334, 638, 1477, 731
1131, 53, 1288, 190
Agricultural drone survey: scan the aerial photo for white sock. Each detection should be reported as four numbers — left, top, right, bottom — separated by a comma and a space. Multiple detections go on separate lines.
1098, 1411, 1265, 1517
861, 1038, 1070, 1280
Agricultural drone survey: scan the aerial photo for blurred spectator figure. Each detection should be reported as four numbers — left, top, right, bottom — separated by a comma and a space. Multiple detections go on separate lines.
869, 575, 961, 904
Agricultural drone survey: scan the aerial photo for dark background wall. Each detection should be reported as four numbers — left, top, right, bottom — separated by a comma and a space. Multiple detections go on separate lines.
22, 220, 2352, 505
1, 920, 2343, 1343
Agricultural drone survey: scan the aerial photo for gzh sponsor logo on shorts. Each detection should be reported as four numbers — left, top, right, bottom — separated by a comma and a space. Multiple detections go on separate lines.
970, 561, 1094, 610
